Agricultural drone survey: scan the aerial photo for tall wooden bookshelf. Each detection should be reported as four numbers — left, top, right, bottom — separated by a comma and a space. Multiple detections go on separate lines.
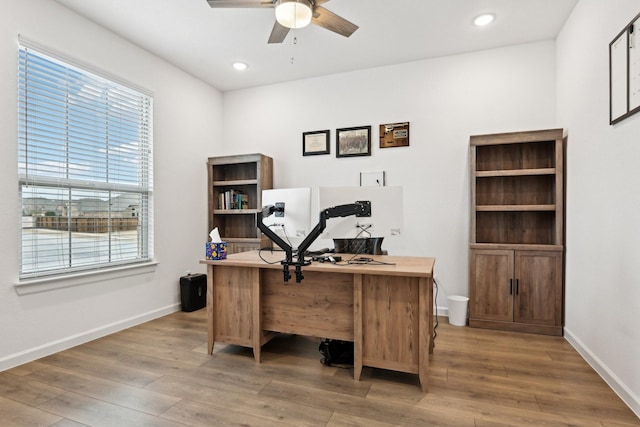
207, 153, 273, 254
469, 129, 565, 336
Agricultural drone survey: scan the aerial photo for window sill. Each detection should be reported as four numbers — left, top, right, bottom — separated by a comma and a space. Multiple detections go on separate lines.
14, 261, 159, 295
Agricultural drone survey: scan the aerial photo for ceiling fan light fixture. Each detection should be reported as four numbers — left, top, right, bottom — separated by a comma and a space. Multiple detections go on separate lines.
275, 0, 312, 29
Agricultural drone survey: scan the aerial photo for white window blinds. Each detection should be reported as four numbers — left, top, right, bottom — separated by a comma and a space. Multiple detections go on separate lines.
18, 44, 154, 279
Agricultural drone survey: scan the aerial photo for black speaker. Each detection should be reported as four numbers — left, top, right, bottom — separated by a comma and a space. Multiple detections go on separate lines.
179, 274, 207, 312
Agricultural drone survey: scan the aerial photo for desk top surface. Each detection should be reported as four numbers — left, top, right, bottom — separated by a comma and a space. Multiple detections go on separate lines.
201, 250, 435, 278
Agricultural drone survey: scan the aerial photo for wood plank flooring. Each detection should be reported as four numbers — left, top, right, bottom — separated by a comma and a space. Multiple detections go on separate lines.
1, 310, 638, 426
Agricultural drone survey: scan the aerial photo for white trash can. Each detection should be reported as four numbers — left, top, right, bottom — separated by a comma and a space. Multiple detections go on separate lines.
447, 295, 469, 326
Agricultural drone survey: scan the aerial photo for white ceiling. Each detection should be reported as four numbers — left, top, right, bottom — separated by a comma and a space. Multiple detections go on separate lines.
54, 0, 578, 92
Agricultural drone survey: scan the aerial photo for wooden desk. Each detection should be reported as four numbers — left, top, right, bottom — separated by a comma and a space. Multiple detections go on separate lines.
200, 251, 436, 392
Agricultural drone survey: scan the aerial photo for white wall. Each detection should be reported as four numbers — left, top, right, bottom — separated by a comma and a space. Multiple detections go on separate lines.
221, 41, 558, 306
557, 0, 640, 415
0, 0, 222, 369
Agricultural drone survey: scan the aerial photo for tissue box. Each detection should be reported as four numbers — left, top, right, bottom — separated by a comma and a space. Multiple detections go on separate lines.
206, 242, 227, 260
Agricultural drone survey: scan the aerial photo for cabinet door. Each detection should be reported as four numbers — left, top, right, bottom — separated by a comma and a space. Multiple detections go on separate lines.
470, 250, 514, 322
514, 251, 563, 326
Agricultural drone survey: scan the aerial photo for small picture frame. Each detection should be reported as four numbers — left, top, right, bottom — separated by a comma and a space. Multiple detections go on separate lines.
336, 126, 371, 158
360, 171, 386, 186
379, 122, 410, 148
303, 130, 330, 156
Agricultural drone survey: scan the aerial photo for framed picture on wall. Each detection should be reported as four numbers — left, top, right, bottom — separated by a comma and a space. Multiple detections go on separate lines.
609, 12, 640, 124
379, 122, 410, 148
360, 171, 386, 186
302, 130, 330, 156
336, 126, 371, 158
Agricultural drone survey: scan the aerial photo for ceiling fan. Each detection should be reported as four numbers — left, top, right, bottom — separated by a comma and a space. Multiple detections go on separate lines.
206, 0, 359, 44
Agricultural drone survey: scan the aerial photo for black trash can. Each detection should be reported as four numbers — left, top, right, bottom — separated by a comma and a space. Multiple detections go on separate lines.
179, 273, 207, 312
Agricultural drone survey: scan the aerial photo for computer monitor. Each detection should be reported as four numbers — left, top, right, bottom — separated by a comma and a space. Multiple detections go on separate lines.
261, 188, 312, 248
318, 186, 403, 239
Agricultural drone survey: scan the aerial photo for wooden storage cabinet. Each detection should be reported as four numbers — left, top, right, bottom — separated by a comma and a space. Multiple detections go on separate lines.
469, 249, 563, 335
469, 129, 564, 336
207, 154, 273, 254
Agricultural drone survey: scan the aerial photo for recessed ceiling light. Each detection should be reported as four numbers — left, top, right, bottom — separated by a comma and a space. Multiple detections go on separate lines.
232, 62, 248, 71
474, 13, 495, 27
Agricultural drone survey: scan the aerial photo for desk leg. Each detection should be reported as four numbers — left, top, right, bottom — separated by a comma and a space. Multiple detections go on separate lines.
419, 276, 431, 392
428, 275, 434, 355
207, 265, 215, 355
251, 267, 262, 363
353, 274, 363, 381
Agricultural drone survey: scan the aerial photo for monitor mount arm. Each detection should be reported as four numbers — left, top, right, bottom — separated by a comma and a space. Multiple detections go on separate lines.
257, 201, 371, 282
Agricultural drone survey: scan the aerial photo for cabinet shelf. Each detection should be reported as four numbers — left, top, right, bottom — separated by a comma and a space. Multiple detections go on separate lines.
213, 179, 258, 187
470, 242, 563, 251
476, 168, 556, 177
224, 237, 262, 243
213, 209, 260, 215
476, 204, 556, 212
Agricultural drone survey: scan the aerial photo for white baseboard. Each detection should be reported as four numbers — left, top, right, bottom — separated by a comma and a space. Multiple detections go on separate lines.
0, 303, 181, 372
564, 327, 640, 419
434, 305, 449, 318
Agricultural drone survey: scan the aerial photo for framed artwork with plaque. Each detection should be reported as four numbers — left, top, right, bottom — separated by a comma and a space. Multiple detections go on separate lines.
379, 122, 410, 148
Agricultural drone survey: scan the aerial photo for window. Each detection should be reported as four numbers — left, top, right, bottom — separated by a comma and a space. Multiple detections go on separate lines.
18, 44, 153, 279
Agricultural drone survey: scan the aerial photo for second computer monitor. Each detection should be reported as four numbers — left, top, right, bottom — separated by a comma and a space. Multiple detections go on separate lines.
318, 186, 403, 239
261, 187, 312, 248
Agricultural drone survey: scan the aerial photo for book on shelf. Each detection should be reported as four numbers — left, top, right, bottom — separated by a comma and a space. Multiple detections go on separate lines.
218, 189, 249, 210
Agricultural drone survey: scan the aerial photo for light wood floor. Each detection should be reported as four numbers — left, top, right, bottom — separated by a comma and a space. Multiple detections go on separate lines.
1, 310, 638, 427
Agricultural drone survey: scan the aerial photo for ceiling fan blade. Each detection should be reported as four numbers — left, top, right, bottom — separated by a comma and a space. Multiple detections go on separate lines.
311, 5, 358, 38
207, 0, 274, 8
314, 0, 331, 5
268, 20, 290, 43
